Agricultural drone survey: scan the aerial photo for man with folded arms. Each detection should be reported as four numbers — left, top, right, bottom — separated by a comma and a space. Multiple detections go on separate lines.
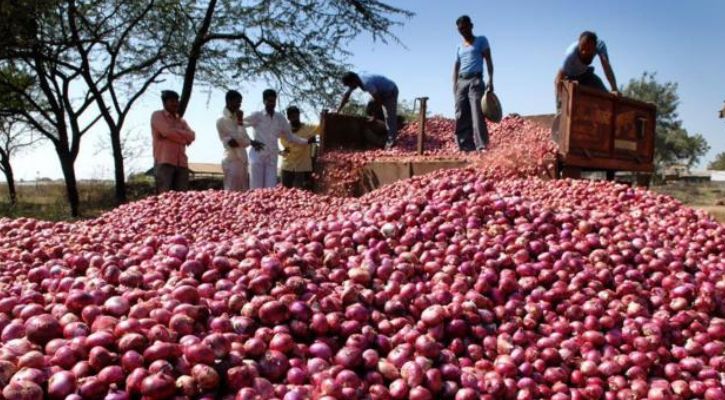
150, 90, 195, 193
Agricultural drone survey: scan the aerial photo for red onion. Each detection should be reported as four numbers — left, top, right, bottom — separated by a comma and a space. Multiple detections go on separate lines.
24, 314, 62, 345
48, 371, 77, 399
140, 372, 175, 399
192, 363, 220, 391
3, 380, 43, 400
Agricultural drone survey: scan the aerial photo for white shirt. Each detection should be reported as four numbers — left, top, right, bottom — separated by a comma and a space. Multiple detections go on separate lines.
244, 110, 308, 163
217, 108, 252, 163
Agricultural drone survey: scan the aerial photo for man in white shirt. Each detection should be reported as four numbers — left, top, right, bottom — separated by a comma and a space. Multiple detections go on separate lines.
216, 90, 264, 191
244, 89, 316, 189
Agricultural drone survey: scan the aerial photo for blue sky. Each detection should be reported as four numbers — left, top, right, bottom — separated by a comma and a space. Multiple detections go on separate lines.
13, 0, 725, 180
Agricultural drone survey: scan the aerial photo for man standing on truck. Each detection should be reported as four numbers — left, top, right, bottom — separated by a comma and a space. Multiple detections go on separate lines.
555, 31, 619, 103
150, 90, 195, 193
336, 71, 399, 150
453, 15, 494, 152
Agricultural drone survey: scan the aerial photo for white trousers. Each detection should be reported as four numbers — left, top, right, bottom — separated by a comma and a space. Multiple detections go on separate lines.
222, 158, 249, 191
250, 155, 278, 189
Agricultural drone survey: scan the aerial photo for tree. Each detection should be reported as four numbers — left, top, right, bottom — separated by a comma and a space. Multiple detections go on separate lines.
623, 72, 710, 172
709, 152, 725, 170
162, 0, 413, 116
0, 118, 39, 206
0, 0, 106, 217
64, 0, 181, 204
0, 66, 38, 205
341, 96, 421, 123
2, 0, 411, 213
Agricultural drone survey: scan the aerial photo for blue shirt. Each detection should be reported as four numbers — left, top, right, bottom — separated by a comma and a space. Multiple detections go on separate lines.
359, 74, 397, 98
562, 40, 608, 78
456, 36, 490, 76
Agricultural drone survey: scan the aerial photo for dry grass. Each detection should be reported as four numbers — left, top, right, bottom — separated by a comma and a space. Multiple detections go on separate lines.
1, 178, 724, 223
651, 181, 725, 223
0, 179, 155, 221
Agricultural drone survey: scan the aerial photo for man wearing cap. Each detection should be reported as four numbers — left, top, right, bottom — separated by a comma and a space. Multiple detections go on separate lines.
453, 15, 494, 152
150, 90, 195, 192
555, 31, 619, 103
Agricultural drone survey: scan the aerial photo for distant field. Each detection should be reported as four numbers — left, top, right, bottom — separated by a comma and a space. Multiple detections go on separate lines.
0, 180, 156, 220
0, 179, 723, 223
651, 181, 725, 223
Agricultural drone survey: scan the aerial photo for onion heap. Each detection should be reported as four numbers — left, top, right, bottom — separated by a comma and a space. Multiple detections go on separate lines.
0, 115, 723, 400
316, 115, 558, 196
0, 166, 722, 399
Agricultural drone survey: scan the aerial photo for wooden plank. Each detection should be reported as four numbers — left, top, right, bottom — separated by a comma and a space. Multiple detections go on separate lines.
560, 154, 655, 172
568, 85, 613, 155
359, 161, 411, 193
558, 81, 656, 173
410, 160, 469, 176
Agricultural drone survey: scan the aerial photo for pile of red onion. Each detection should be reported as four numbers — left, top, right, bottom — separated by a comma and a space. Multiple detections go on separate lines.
316, 115, 558, 196
0, 168, 725, 400
0, 143, 724, 399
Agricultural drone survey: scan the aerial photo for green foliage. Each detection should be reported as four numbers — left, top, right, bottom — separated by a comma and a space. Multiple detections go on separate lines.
709, 152, 725, 170
341, 96, 422, 125
623, 72, 710, 170
158, 0, 413, 113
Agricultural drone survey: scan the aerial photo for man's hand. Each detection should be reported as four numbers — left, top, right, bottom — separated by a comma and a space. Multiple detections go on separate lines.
367, 116, 376, 123
487, 80, 494, 93
611, 90, 621, 96
228, 138, 239, 148
251, 140, 265, 151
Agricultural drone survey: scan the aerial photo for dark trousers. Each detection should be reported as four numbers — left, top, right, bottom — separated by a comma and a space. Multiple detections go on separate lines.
281, 170, 312, 190
570, 67, 607, 91
155, 163, 189, 193
557, 67, 608, 111
455, 76, 489, 151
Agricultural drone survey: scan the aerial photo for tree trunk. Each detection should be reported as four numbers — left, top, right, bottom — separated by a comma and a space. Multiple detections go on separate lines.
110, 128, 127, 204
0, 159, 17, 206
57, 149, 80, 217
178, 0, 217, 116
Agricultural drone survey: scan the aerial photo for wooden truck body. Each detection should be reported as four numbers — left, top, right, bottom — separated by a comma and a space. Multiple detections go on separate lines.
557, 81, 657, 175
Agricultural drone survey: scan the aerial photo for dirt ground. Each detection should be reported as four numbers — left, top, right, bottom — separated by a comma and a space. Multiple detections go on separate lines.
651, 182, 725, 223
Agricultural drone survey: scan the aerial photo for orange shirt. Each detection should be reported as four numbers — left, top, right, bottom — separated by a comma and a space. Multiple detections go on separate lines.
150, 110, 195, 167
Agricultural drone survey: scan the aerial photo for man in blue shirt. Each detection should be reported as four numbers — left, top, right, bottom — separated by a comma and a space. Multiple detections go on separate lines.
555, 31, 619, 102
453, 15, 494, 152
337, 71, 399, 149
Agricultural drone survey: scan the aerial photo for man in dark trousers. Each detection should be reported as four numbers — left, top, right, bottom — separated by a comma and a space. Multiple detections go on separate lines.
337, 71, 399, 149
453, 15, 494, 152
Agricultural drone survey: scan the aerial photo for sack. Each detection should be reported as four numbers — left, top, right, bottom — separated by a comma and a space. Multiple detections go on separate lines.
481, 90, 503, 123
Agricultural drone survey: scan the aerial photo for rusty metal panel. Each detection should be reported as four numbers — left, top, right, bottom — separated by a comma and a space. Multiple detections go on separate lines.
613, 102, 656, 162
410, 160, 469, 176
320, 113, 368, 152
568, 88, 613, 156
558, 82, 656, 172
358, 161, 411, 193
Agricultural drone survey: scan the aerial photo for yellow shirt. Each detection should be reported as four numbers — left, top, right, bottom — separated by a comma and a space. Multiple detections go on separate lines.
280, 124, 318, 172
